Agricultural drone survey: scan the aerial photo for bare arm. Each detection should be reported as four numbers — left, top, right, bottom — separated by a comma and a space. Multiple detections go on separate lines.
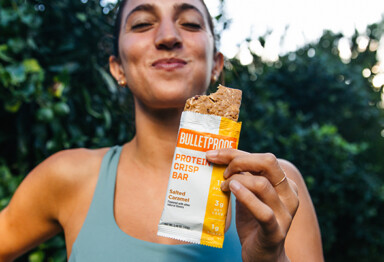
0, 149, 96, 261
0, 155, 62, 261
281, 160, 324, 261
206, 149, 324, 262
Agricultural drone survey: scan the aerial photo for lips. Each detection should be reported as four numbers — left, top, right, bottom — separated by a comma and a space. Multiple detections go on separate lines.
152, 58, 187, 71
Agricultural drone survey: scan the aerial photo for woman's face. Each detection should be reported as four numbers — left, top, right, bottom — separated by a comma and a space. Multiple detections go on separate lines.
110, 0, 223, 109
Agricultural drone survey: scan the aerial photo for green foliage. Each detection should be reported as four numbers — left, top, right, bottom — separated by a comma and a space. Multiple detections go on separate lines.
1, 0, 384, 261
0, 0, 133, 260
225, 24, 384, 261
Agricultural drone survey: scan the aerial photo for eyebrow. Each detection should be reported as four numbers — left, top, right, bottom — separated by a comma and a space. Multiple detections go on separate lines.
174, 3, 204, 18
124, 4, 156, 26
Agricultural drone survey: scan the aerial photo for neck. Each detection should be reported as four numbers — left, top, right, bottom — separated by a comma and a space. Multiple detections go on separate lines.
126, 100, 183, 173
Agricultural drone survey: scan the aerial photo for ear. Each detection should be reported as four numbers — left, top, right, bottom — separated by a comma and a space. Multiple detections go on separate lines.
109, 55, 126, 84
211, 52, 224, 81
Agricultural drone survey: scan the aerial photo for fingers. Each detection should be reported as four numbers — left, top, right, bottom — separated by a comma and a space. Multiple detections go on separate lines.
206, 149, 299, 216
206, 149, 291, 193
205, 148, 249, 165
224, 175, 294, 232
207, 149, 300, 258
229, 179, 289, 239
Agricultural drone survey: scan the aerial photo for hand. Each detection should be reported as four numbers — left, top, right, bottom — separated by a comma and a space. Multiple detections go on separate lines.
206, 149, 299, 262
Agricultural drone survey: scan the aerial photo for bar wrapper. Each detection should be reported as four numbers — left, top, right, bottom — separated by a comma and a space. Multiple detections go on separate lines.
157, 86, 242, 248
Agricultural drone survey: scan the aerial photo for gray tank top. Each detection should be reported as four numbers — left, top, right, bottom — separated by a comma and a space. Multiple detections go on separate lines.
68, 146, 242, 261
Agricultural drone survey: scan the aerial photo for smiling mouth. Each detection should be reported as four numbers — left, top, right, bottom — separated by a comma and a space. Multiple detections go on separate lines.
152, 58, 187, 71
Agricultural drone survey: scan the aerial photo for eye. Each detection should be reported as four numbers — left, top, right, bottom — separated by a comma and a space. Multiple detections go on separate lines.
181, 22, 202, 31
131, 22, 153, 31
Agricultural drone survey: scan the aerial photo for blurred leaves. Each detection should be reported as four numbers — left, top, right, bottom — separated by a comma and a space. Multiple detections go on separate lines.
0, 0, 133, 260
225, 22, 384, 261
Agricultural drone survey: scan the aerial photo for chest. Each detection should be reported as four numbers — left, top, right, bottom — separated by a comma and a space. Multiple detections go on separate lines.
114, 169, 186, 244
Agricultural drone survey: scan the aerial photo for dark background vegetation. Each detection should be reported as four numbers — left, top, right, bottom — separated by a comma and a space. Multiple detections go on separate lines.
1, 0, 384, 261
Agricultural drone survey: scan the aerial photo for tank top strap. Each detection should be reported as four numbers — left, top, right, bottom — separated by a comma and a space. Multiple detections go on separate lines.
69, 145, 123, 258
87, 145, 122, 222
69, 145, 242, 262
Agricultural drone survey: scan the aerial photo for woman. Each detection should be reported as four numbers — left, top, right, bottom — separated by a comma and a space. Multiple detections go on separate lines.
0, 0, 324, 261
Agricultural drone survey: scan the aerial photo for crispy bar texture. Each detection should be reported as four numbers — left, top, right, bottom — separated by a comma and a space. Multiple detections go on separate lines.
184, 85, 242, 121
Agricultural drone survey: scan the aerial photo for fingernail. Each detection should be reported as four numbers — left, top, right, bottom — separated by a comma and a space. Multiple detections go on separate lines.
205, 150, 218, 158
229, 180, 241, 193
223, 168, 229, 178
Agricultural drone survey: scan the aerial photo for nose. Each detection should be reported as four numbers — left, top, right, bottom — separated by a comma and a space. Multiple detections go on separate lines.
155, 19, 182, 50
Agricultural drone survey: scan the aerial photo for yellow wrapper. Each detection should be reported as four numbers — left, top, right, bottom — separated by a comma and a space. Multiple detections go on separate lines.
158, 111, 242, 248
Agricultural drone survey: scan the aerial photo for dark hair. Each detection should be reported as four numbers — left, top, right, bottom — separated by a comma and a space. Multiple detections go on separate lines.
112, 0, 217, 58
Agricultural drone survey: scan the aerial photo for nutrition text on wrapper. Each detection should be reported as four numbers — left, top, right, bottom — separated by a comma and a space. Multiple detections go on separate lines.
158, 111, 241, 248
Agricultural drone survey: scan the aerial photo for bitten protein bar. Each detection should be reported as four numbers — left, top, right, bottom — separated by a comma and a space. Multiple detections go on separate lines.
158, 85, 242, 248
184, 84, 242, 121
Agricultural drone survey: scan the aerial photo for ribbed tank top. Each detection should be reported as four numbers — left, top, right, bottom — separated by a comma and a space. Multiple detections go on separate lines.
68, 146, 242, 261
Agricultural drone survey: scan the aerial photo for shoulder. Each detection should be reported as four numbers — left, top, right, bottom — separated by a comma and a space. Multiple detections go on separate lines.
40, 146, 111, 193
39, 147, 110, 178
24, 147, 111, 220
277, 160, 325, 260
0, 147, 112, 260
44, 147, 109, 168
31, 147, 110, 188
277, 158, 310, 201
277, 159, 305, 187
